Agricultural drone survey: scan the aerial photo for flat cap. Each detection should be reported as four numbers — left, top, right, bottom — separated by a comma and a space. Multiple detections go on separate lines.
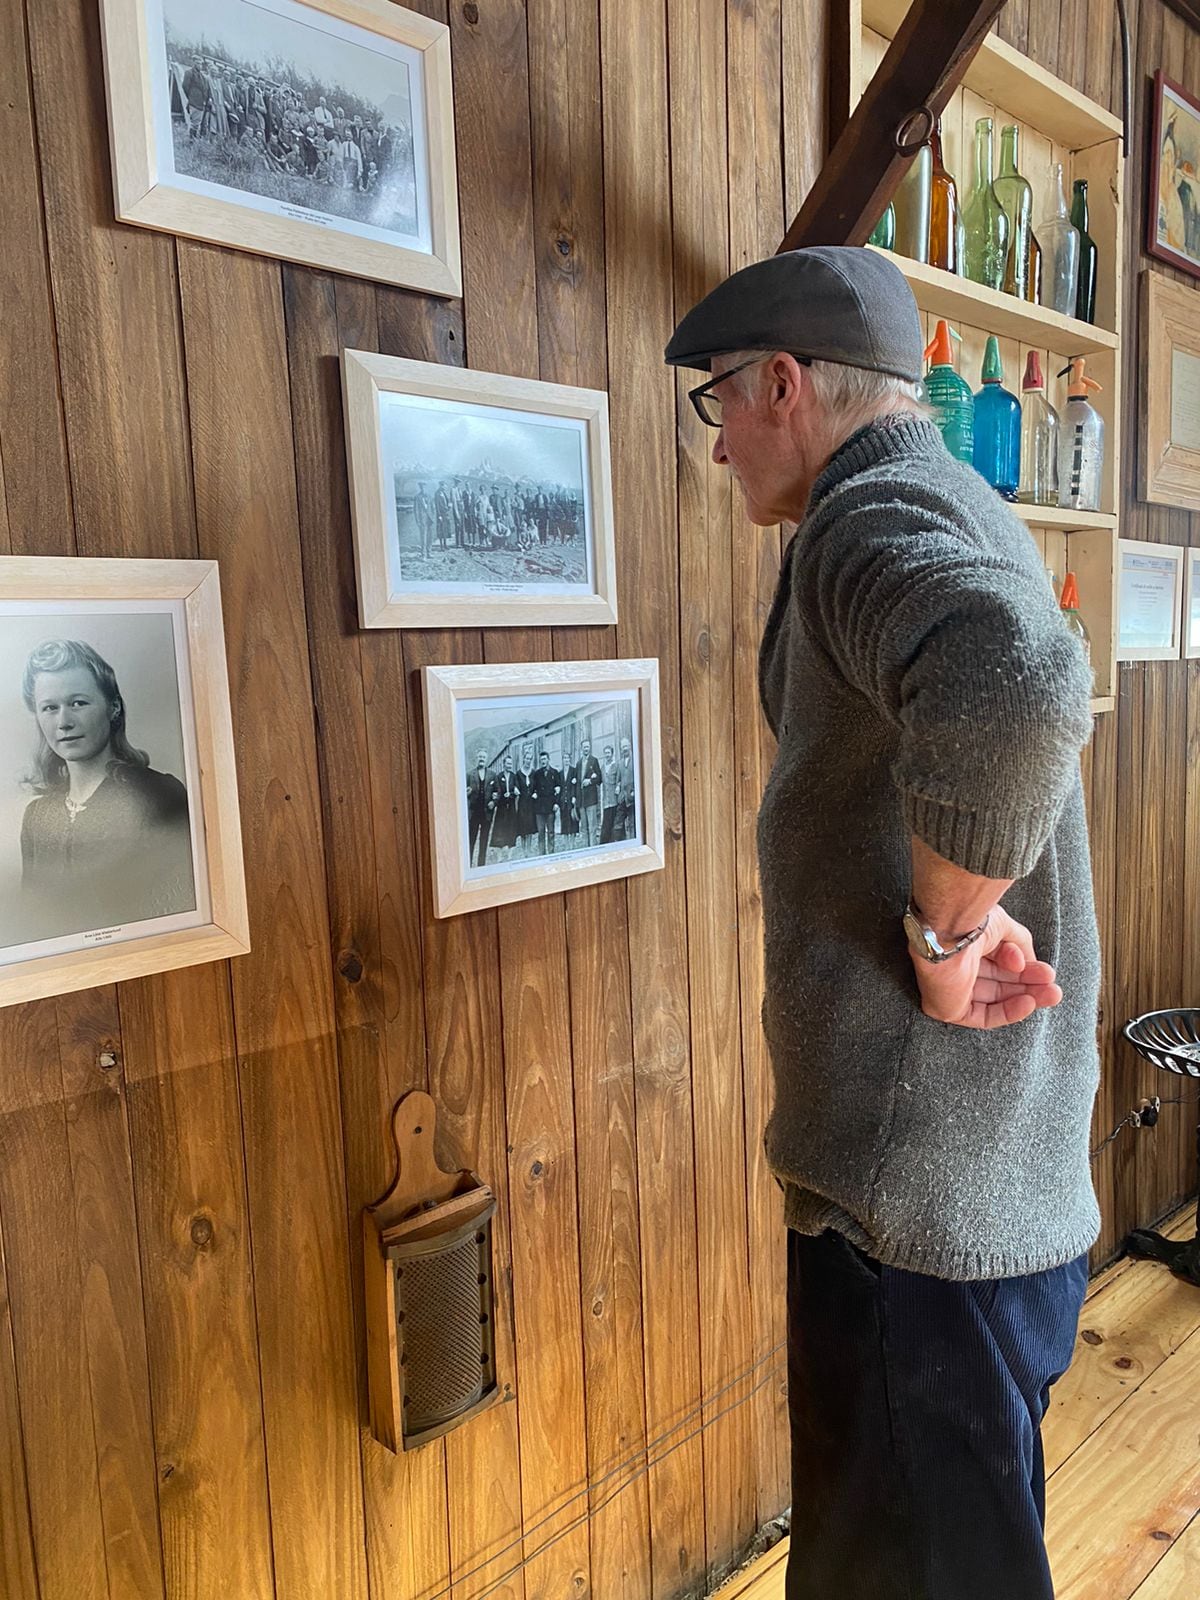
663, 245, 924, 383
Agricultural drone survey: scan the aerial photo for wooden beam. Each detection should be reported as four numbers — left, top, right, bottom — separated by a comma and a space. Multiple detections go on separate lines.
779, 0, 1009, 253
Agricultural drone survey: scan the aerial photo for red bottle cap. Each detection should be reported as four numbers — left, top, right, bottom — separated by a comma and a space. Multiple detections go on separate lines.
1023, 351, 1045, 392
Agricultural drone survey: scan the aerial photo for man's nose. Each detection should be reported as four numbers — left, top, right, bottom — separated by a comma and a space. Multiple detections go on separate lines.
711, 427, 728, 466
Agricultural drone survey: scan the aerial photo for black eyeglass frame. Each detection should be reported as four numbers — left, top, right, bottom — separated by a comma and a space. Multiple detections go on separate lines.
686, 352, 812, 427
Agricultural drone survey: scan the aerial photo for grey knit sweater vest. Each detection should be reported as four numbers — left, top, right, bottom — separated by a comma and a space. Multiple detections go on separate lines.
757, 415, 1101, 1281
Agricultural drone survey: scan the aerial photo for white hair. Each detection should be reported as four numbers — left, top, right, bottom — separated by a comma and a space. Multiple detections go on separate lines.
728, 349, 926, 430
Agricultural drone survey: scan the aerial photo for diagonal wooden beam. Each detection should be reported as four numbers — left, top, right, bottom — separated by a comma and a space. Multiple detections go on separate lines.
779, 0, 1009, 253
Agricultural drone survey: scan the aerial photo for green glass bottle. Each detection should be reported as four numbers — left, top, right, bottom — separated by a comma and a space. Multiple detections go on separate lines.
994, 124, 1033, 299
962, 116, 1009, 291
1071, 178, 1098, 324
869, 204, 896, 250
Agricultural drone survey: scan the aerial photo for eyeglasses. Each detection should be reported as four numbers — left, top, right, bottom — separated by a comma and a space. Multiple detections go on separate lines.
687, 353, 811, 427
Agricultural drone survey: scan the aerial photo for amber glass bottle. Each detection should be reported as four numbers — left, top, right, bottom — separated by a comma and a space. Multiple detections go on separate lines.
928, 117, 959, 273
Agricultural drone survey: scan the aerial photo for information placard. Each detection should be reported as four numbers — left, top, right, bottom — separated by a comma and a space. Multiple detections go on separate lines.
1117, 539, 1184, 661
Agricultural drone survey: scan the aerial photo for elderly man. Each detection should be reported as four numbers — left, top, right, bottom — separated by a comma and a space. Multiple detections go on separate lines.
665, 246, 1099, 1600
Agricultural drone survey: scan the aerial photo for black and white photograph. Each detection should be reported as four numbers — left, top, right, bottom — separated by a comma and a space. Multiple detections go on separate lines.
343, 351, 618, 628
0, 603, 209, 966
154, 0, 428, 248
458, 691, 641, 875
380, 391, 594, 596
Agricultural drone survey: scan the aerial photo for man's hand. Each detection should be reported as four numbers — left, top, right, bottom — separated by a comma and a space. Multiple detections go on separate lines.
911, 904, 1062, 1029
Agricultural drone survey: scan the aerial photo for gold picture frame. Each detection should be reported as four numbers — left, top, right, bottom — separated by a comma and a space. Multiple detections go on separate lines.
422, 660, 664, 918
99, 0, 461, 296
1139, 270, 1200, 513
0, 558, 249, 1007
343, 349, 619, 629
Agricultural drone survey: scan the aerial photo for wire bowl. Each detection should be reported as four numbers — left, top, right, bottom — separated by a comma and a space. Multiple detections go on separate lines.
1123, 1009, 1200, 1079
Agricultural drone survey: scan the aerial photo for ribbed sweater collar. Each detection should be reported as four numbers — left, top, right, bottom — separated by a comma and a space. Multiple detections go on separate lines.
809, 413, 946, 511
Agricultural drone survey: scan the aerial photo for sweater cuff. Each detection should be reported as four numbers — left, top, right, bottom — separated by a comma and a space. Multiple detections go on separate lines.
903, 789, 1059, 880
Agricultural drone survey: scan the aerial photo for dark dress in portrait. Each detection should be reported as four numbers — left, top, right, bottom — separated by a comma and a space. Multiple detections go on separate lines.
558, 761, 581, 838
488, 770, 521, 851
19, 763, 195, 944
515, 768, 537, 846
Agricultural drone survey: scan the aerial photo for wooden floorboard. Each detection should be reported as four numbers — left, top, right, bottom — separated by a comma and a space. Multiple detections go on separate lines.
717, 1203, 1200, 1600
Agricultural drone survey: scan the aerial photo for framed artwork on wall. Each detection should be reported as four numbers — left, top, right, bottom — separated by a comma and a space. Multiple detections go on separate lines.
1116, 538, 1184, 662
98, 0, 461, 296
1147, 70, 1200, 282
1184, 548, 1200, 660
422, 660, 664, 918
342, 350, 619, 629
0, 559, 249, 1008
1139, 270, 1200, 512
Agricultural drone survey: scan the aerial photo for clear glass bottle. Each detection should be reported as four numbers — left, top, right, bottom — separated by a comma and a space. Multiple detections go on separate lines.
1060, 571, 1093, 687
1037, 163, 1080, 317
961, 116, 1009, 290
893, 143, 932, 264
1027, 226, 1043, 304
1017, 351, 1059, 505
928, 117, 959, 273
994, 124, 1033, 299
1058, 357, 1104, 511
1071, 179, 1098, 324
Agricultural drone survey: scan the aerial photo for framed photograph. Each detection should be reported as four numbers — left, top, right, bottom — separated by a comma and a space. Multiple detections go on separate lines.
99, 0, 461, 296
422, 660, 664, 918
0, 559, 249, 1008
1116, 538, 1184, 662
343, 350, 618, 629
1147, 70, 1200, 282
1184, 548, 1200, 660
1139, 271, 1200, 512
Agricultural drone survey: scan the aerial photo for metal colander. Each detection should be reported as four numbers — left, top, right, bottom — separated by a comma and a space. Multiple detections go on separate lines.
1122, 1008, 1200, 1079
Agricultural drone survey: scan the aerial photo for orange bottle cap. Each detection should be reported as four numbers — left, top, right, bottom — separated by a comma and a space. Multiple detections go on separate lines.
923, 319, 959, 367
1061, 571, 1080, 609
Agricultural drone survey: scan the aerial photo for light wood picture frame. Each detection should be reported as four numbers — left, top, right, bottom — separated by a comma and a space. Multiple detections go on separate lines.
1139, 271, 1200, 513
1116, 538, 1185, 662
99, 0, 461, 296
343, 350, 619, 629
422, 660, 664, 918
0, 558, 249, 1007
1184, 547, 1200, 660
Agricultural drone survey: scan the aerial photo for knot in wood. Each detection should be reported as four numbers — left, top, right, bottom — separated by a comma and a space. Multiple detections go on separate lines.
98, 1049, 119, 1071
1113, 1356, 1134, 1370
555, 233, 573, 258
530, 1159, 544, 1179
1079, 1328, 1103, 1346
337, 950, 364, 983
895, 106, 934, 157
190, 1215, 215, 1249
463, 1, 479, 22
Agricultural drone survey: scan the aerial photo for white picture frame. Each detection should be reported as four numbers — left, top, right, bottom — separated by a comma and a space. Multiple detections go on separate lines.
99, 0, 462, 296
0, 558, 249, 1008
343, 349, 619, 629
1184, 547, 1200, 660
422, 660, 664, 918
1116, 538, 1185, 662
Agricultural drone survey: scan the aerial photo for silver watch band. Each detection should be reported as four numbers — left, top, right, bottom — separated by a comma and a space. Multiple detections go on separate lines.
904, 901, 990, 963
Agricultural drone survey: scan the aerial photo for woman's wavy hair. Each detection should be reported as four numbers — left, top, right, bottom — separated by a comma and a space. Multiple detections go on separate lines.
22, 639, 148, 792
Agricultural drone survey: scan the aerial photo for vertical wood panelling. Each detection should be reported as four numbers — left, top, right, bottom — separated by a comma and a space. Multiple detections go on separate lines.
1, 3, 1198, 1599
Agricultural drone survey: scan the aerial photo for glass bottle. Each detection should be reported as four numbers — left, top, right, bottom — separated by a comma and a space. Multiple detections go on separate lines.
994, 124, 1033, 299
1037, 162, 1080, 317
1071, 179, 1098, 324
924, 320, 974, 463
1017, 351, 1059, 506
1060, 571, 1093, 686
1057, 357, 1104, 511
869, 204, 896, 250
962, 116, 1009, 290
973, 336, 1022, 500
1027, 226, 1043, 304
893, 143, 932, 264
928, 117, 959, 273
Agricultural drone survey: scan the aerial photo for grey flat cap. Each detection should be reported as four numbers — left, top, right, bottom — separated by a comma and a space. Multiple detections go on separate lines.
664, 245, 924, 383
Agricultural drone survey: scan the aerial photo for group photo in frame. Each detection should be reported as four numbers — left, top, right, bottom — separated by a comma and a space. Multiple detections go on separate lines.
1139, 270, 1200, 513
0, 558, 249, 1007
343, 350, 619, 629
422, 660, 664, 918
99, 0, 461, 296
1115, 538, 1184, 662
1147, 69, 1200, 282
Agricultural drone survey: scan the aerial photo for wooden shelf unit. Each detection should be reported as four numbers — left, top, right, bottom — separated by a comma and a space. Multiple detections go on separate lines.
849, 0, 1125, 711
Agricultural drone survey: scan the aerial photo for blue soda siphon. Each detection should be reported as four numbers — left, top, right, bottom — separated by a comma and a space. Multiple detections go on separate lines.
973, 336, 1022, 499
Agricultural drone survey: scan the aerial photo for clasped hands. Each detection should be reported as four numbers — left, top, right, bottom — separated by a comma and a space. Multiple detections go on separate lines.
911, 904, 1062, 1030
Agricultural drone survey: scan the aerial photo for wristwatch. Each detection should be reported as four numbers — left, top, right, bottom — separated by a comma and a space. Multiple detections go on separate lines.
903, 901, 990, 963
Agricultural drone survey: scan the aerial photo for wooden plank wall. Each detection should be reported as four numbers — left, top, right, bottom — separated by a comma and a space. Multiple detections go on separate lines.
0, 1, 1194, 1598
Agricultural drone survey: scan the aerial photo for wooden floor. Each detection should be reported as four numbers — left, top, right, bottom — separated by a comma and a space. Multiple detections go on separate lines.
718, 1202, 1200, 1599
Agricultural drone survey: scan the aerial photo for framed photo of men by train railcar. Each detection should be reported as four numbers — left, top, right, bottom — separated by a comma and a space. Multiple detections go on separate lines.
99, 0, 461, 296
342, 350, 619, 629
422, 661, 664, 918
0, 559, 249, 1008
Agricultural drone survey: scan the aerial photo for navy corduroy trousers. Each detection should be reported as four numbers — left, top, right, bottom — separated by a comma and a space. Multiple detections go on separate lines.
785, 1226, 1089, 1600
